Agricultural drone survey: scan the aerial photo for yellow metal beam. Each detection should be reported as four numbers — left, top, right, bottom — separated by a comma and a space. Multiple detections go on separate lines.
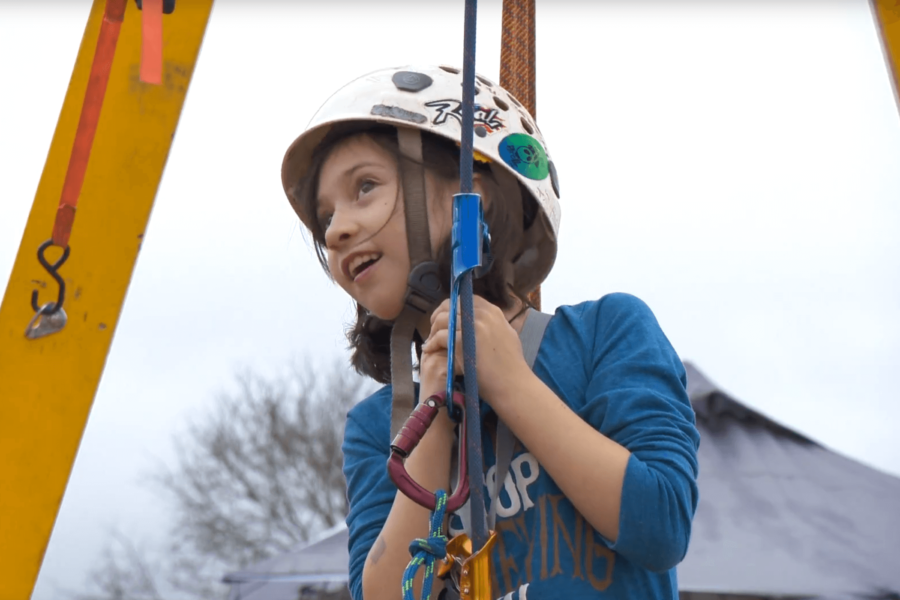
0, 0, 213, 597
874, 0, 900, 115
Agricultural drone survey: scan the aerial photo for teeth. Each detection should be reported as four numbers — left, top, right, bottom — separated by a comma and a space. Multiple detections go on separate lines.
349, 253, 381, 277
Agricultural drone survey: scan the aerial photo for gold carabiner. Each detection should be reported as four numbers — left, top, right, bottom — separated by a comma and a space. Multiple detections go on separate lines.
438, 532, 498, 600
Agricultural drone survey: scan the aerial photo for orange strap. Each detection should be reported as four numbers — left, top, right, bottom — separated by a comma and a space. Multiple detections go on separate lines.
140, 0, 163, 84
52, 0, 127, 248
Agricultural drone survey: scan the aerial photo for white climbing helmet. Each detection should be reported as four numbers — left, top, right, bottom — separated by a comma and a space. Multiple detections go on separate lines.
281, 65, 561, 291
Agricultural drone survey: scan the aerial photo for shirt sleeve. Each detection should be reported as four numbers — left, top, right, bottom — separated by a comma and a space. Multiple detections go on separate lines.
578, 293, 701, 573
342, 388, 396, 600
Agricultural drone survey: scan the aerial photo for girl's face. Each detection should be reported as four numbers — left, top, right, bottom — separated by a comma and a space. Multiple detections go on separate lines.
316, 134, 454, 320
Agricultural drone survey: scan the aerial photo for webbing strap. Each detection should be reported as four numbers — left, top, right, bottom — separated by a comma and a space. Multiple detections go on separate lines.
140, 0, 163, 84
397, 128, 432, 266
519, 309, 552, 367
487, 309, 551, 530
389, 128, 436, 440
53, 0, 127, 248
453, 309, 551, 534
390, 311, 419, 440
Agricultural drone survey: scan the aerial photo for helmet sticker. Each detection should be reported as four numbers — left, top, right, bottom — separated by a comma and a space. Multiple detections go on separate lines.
371, 104, 427, 124
499, 133, 549, 180
392, 71, 433, 92
424, 99, 505, 134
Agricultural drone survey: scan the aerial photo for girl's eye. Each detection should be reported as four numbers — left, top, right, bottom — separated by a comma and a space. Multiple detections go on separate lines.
318, 213, 333, 232
359, 180, 375, 197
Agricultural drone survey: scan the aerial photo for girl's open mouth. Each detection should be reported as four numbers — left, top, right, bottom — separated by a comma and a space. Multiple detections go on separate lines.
349, 253, 382, 280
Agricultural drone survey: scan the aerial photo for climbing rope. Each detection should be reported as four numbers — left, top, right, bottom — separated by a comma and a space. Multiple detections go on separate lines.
396, 0, 489, 596
499, 0, 539, 310
456, 0, 490, 555
500, 0, 536, 117
397, 1, 538, 596
401, 490, 450, 600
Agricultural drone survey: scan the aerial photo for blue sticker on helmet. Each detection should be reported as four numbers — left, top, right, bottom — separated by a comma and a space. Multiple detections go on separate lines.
498, 133, 549, 180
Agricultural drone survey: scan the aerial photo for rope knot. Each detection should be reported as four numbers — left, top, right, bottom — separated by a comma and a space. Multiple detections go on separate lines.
409, 536, 447, 559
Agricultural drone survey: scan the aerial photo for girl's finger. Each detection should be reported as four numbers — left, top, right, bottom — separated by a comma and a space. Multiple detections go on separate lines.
430, 298, 452, 325
430, 310, 450, 333
422, 328, 450, 353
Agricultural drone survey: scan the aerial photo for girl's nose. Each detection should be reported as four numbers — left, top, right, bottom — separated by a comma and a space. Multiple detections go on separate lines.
324, 208, 358, 248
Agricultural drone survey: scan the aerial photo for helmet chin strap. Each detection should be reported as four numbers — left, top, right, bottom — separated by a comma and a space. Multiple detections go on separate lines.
389, 127, 444, 439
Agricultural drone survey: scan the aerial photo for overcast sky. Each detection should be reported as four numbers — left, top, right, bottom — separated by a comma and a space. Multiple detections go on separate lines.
2, 1, 899, 598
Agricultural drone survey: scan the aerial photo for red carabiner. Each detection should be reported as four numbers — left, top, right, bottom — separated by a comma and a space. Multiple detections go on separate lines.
388, 391, 469, 512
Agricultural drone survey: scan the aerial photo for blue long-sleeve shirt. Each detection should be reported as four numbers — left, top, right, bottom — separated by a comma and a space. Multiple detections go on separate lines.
343, 293, 701, 599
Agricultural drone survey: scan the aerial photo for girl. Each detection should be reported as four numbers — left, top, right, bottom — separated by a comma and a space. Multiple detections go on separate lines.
281, 66, 700, 600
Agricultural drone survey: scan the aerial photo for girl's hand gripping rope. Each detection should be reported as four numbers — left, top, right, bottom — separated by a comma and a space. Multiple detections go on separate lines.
428, 295, 528, 407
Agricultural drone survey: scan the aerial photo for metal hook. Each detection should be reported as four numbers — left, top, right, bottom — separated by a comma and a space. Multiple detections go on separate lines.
31, 240, 70, 316
25, 302, 68, 340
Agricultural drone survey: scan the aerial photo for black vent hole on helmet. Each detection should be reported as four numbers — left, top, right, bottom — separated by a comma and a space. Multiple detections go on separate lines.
520, 117, 534, 135
440, 65, 460, 74
493, 95, 509, 111
476, 75, 494, 88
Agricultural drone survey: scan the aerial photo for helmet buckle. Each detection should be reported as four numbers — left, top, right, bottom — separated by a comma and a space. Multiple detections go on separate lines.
404, 261, 444, 314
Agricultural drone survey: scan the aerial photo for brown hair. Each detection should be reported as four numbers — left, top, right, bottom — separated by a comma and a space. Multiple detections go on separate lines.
292, 124, 534, 384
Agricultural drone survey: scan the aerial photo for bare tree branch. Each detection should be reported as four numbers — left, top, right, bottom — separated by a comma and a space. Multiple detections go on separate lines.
77, 359, 372, 600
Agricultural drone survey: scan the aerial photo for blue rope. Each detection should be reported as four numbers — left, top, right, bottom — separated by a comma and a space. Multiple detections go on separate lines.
458, 0, 490, 553
459, 0, 477, 195
401, 489, 449, 600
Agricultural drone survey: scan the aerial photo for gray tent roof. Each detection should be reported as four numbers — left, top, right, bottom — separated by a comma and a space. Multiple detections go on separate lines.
680, 362, 900, 599
224, 524, 350, 600
225, 362, 900, 599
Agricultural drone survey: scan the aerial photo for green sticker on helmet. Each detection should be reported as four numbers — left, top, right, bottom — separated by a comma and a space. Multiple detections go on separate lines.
498, 133, 549, 180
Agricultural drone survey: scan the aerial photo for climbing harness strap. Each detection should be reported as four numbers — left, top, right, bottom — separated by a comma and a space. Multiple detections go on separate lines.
519, 309, 551, 366
487, 308, 551, 530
